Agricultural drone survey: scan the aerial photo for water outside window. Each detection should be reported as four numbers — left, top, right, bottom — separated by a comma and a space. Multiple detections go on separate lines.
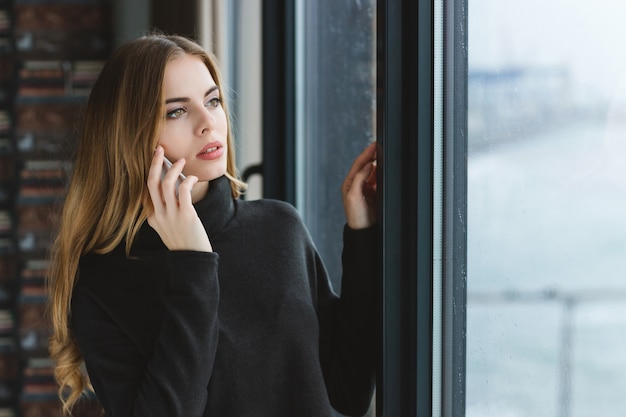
467, 1, 626, 416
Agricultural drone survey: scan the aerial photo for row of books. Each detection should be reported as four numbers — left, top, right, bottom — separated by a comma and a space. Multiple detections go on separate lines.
17, 60, 104, 99
0, 310, 13, 336
0, 255, 48, 303
15, 132, 68, 158
16, 102, 82, 132
15, 3, 109, 31
17, 164, 66, 209
0, 2, 8, 57
9, 101, 79, 205
1, 157, 67, 229
0, 358, 79, 417
19, 259, 46, 302
22, 357, 56, 401
0, 306, 48, 356
20, 280, 44, 302
0, 335, 13, 355
17, 230, 53, 255
0, 408, 14, 417
0, 10, 8, 34
0, 211, 10, 234
0, 239, 11, 255
17, 202, 58, 231
0, 8, 8, 55
0, 112, 8, 135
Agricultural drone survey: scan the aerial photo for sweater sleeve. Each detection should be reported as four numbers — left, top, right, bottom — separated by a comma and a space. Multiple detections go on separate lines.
318, 225, 379, 417
71, 251, 220, 417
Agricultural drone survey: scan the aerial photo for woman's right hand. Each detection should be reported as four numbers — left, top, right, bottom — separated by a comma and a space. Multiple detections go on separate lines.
147, 146, 213, 252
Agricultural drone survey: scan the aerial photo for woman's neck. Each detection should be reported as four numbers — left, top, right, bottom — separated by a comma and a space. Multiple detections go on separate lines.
191, 180, 210, 203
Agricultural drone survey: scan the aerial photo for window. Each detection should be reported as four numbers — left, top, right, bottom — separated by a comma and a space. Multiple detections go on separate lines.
295, 0, 376, 286
296, 2, 377, 415
467, 1, 626, 416
208, 1, 626, 416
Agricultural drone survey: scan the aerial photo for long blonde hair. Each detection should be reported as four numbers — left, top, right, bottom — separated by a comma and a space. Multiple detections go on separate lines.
47, 34, 245, 414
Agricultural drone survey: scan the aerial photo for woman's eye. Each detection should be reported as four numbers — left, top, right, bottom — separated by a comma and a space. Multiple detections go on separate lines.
167, 108, 185, 118
206, 97, 221, 108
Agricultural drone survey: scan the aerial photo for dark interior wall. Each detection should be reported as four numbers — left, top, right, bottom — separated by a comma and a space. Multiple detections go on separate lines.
151, 0, 198, 40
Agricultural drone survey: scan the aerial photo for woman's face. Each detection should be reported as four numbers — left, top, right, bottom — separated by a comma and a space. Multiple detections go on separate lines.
158, 54, 228, 185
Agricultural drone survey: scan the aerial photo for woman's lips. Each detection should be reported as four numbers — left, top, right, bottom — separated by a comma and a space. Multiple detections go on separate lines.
197, 142, 224, 160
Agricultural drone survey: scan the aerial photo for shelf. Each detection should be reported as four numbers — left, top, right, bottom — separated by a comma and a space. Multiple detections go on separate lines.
3, 1, 112, 415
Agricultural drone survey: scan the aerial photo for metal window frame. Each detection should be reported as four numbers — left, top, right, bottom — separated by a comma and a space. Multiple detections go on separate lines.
376, 0, 433, 415
442, 0, 468, 416
377, 0, 467, 416
261, 0, 468, 415
261, 0, 297, 204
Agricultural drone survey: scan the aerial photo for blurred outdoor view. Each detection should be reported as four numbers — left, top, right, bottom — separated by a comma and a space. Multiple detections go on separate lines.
467, 1, 626, 416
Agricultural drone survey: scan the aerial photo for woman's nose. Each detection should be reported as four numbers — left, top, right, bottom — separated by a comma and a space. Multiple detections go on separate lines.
196, 107, 214, 136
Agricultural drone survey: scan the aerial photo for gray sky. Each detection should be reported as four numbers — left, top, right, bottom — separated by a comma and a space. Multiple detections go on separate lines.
469, 0, 626, 100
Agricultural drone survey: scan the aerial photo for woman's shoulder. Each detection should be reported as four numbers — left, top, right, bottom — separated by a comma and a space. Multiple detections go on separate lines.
236, 198, 303, 223
234, 198, 311, 240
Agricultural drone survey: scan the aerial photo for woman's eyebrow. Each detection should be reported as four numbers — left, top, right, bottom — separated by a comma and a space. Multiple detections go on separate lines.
165, 86, 219, 104
205, 85, 219, 96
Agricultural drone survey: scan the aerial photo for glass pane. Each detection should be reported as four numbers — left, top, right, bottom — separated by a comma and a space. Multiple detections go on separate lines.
297, 1, 376, 414
297, 0, 376, 285
467, 1, 626, 416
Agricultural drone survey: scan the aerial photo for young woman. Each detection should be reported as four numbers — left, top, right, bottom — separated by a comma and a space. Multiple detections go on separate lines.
48, 34, 378, 417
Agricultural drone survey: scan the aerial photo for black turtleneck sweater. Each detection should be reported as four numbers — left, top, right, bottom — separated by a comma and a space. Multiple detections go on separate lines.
71, 175, 378, 417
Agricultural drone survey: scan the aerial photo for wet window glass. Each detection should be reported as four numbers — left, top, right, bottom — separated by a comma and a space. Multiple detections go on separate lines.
296, 0, 376, 287
467, 1, 626, 416
297, 2, 376, 415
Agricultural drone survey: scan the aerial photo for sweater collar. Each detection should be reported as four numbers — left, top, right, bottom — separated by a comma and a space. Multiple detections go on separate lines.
131, 175, 236, 255
194, 174, 236, 237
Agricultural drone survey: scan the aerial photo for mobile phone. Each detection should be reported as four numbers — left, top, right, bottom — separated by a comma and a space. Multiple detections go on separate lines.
161, 156, 186, 197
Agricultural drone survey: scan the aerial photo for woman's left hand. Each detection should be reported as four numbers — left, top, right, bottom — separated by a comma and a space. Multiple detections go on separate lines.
342, 142, 378, 230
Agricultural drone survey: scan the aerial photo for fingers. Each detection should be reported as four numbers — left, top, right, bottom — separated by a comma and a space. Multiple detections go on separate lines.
342, 142, 379, 230
162, 158, 186, 206
177, 175, 198, 206
346, 142, 376, 175
147, 146, 166, 210
342, 142, 377, 195
348, 161, 374, 196
364, 162, 377, 195
146, 148, 211, 251
148, 146, 189, 208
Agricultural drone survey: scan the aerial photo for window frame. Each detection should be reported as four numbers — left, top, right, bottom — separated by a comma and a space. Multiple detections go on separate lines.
259, 0, 468, 415
441, 0, 468, 415
261, 0, 297, 203
376, 0, 434, 415
377, 0, 467, 416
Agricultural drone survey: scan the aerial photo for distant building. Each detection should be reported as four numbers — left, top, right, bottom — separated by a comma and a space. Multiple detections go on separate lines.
469, 66, 572, 150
